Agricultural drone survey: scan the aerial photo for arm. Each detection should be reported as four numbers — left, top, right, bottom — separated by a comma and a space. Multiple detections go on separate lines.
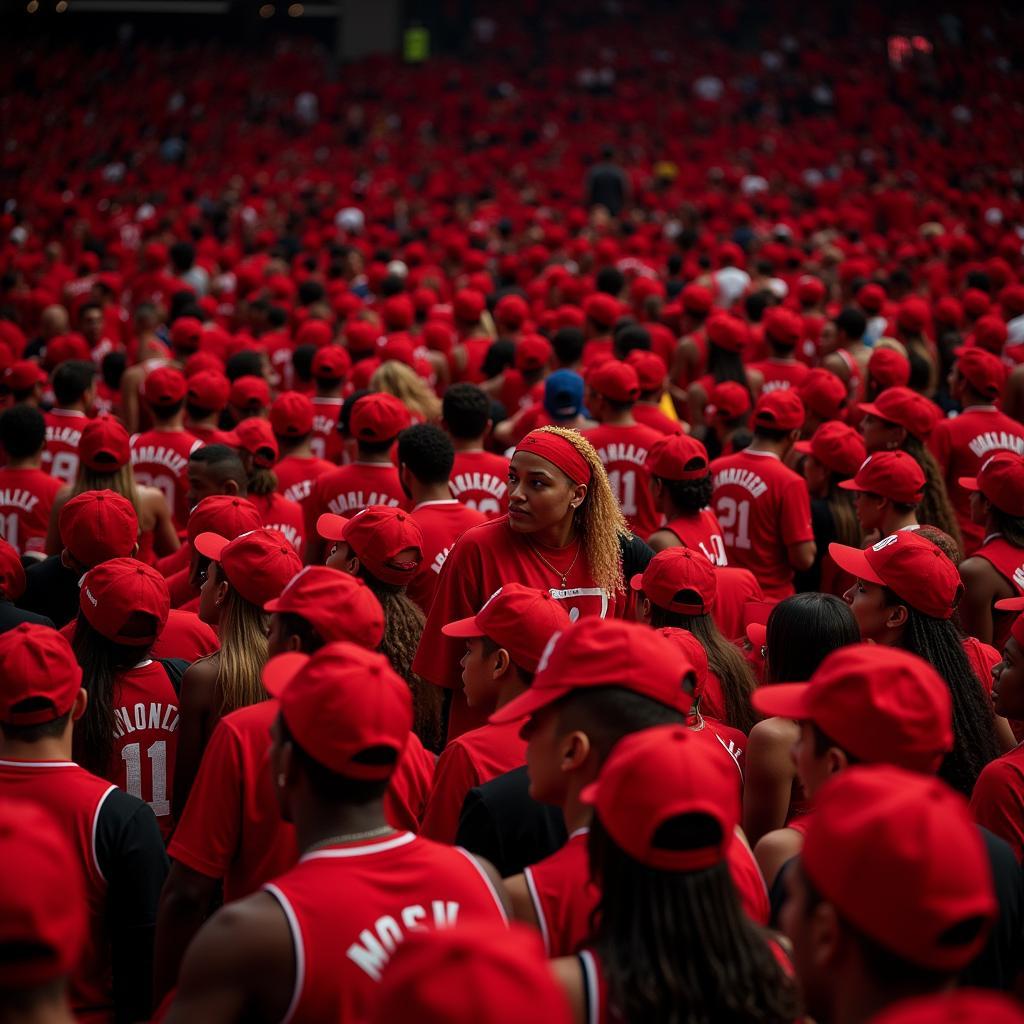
821, 351, 850, 383
121, 364, 144, 435
787, 540, 817, 572
144, 488, 181, 557
646, 528, 678, 553
44, 485, 72, 556
550, 956, 587, 1024
171, 657, 218, 819
754, 827, 804, 891
504, 872, 542, 930
742, 719, 801, 846
153, 862, 220, 1004
470, 854, 514, 918
957, 556, 999, 647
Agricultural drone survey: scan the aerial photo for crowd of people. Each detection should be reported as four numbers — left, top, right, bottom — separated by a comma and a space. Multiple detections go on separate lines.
4, 5, 1024, 1023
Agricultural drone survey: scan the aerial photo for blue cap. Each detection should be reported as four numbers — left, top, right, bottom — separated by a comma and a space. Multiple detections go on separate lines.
543, 370, 584, 419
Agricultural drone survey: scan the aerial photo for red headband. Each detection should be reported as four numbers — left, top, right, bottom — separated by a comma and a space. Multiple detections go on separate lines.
515, 430, 592, 485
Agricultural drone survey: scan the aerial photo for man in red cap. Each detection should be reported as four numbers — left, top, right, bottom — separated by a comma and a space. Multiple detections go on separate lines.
271, 391, 334, 513
184, 369, 234, 446
797, 367, 849, 438
131, 366, 202, 531
580, 293, 621, 368
711, 390, 815, 599
420, 584, 570, 843
306, 392, 411, 562
43, 359, 95, 484
625, 350, 682, 437
0, 624, 168, 1022
748, 307, 810, 393
838, 451, 926, 540
166, 643, 508, 1024
583, 359, 663, 538
929, 346, 1024, 554
309, 345, 351, 461
227, 375, 272, 423
442, 383, 510, 518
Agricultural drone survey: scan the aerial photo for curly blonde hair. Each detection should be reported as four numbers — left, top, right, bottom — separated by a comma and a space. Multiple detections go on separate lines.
370, 360, 441, 423
532, 425, 629, 596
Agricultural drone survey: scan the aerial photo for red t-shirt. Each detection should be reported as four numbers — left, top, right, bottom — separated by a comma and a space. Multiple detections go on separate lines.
711, 449, 814, 600
130, 428, 203, 530
632, 402, 684, 436
928, 407, 1024, 554
275, 454, 335, 511
714, 566, 765, 642
449, 449, 510, 518
584, 422, 663, 539
420, 719, 526, 844
748, 359, 810, 393
310, 396, 345, 461
972, 536, 1024, 650
971, 743, 1024, 862
0, 466, 63, 556
43, 408, 88, 484
249, 491, 305, 553
407, 499, 487, 612
187, 424, 237, 447
309, 462, 407, 536
151, 609, 219, 663
664, 508, 728, 566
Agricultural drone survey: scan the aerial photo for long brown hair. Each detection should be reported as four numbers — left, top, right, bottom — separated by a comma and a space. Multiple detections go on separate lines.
216, 581, 270, 714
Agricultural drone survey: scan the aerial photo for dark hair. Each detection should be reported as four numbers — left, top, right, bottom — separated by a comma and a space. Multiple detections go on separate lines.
744, 290, 775, 323
292, 344, 317, 384
990, 507, 1024, 550
0, 702, 72, 743
275, 612, 326, 654
339, 389, 372, 439
52, 360, 95, 407
552, 327, 585, 367
589, 815, 799, 1024
657, 475, 713, 514
478, 633, 535, 683
101, 350, 126, 392
613, 324, 651, 360
765, 593, 861, 684
835, 307, 867, 341
225, 350, 264, 382
901, 435, 962, 551
189, 444, 247, 491
752, 426, 792, 444
169, 240, 195, 273
886, 594, 1001, 795
595, 266, 625, 297
707, 343, 751, 391
824, 478, 861, 549
482, 339, 515, 379
152, 398, 185, 422
397, 423, 454, 485
442, 383, 491, 440
0, 404, 45, 459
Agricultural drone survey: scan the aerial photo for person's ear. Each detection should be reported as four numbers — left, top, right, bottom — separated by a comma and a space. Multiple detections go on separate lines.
346, 552, 362, 577
639, 595, 653, 623
71, 688, 88, 722
885, 602, 909, 630
570, 482, 588, 510
810, 900, 845, 971
223, 478, 240, 497
826, 746, 849, 779
214, 577, 230, 608
491, 646, 511, 679
561, 729, 592, 773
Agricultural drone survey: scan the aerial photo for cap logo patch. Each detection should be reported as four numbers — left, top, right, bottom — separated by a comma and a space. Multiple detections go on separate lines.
872, 534, 900, 552
536, 630, 562, 674
84, 586, 98, 607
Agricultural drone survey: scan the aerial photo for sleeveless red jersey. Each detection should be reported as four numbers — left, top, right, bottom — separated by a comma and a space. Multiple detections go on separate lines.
130, 428, 202, 530
310, 397, 344, 462
449, 449, 510, 518
275, 454, 335, 512
747, 359, 810, 393
249, 491, 305, 553
43, 408, 88, 484
169, 701, 436, 902
0, 759, 114, 1021
264, 832, 508, 1022
584, 422, 663, 539
664, 509, 728, 566
0, 466, 62, 557
407, 499, 487, 612
973, 535, 1024, 649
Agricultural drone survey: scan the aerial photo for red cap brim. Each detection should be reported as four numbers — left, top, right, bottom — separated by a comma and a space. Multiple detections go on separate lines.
316, 513, 349, 542
193, 531, 230, 561
827, 542, 886, 586
441, 615, 485, 639
262, 651, 309, 698
488, 683, 571, 724
857, 401, 886, 420
837, 477, 864, 493
995, 597, 1024, 612
629, 572, 645, 593
751, 681, 814, 720
793, 440, 813, 455
746, 622, 766, 648
957, 476, 980, 493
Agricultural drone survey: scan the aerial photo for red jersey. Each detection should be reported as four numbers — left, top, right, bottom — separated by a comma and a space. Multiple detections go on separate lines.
310, 396, 344, 461
309, 462, 407, 536
928, 407, 1024, 553
420, 719, 526, 844
43, 408, 88, 484
151, 609, 219, 663
130, 428, 202, 530
0, 760, 115, 1021
664, 509, 728, 566
748, 359, 810, 393
169, 701, 435, 901
632, 402, 683, 437
407, 499, 487, 612
187, 423, 236, 447
0, 466, 62, 556
249, 491, 305, 553
275, 454, 335, 511
971, 743, 1024, 862
973, 535, 1024, 649
108, 661, 180, 839
449, 449, 510, 518
584, 422, 663, 539
711, 449, 813, 600
263, 833, 508, 1022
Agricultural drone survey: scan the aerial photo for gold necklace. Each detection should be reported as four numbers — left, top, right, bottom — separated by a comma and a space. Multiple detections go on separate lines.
527, 536, 582, 588
305, 825, 395, 854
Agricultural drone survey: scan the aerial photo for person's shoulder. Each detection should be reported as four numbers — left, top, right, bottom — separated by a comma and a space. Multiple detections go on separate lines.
975, 749, 1024, 794
181, 653, 220, 701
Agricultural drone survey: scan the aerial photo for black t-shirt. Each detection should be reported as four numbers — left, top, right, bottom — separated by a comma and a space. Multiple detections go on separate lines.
19, 554, 81, 628
0, 599, 53, 634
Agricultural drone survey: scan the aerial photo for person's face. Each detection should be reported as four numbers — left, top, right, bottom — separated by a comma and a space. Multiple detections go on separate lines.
779, 863, 833, 1023
267, 613, 300, 659
852, 490, 885, 532
968, 489, 988, 526
198, 560, 228, 626
460, 638, 502, 709
325, 539, 357, 574
80, 308, 104, 342
187, 462, 223, 508
859, 414, 903, 455
507, 451, 585, 535
520, 704, 568, 804
188, 549, 211, 592
801, 454, 829, 497
818, 321, 838, 355
992, 637, 1024, 720
793, 720, 836, 799
842, 577, 894, 642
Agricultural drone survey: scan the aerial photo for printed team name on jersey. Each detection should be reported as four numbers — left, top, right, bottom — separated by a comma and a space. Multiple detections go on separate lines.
760, 379, 792, 393
712, 468, 768, 498
45, 425, 83, 446
448, 472, 507, 500
968, 432, 1024, 459
347, 901, 460, 981
327, 492, 401, 515
431, 546, 452, 575
112, 701, 180, 738
131, 445, 189, 475
312, 414, 339, 435
1014, 564, 1024, 591
284, 479, 315, 504
595, 442, 649, 467
266, 522, 301, 550
0, 488, 40, 514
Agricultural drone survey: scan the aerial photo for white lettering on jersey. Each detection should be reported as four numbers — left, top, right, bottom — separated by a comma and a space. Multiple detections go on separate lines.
431, 546, 452, 575
760, 379, 792, 393
130, 445, 189, 475
712, 468, 768, 499
264, 522, 302, 551
968, 432, 1024, 459
0, 488, 40, 514
1013, 564, 1024, 592
548, 586, 610, 621
45, 425, 83, 447
595, 442, 649, 467
327, 492, 401, 515
312, 414, 339, 436
347, 901, 461, 980
449, 471, 507, 500
112, 702, 180, 739
283, 479, 315, 504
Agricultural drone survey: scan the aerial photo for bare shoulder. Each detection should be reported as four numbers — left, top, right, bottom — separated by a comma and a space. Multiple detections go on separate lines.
748, 717, 800, 750
646, 529, 678, 553
180, 655, 220, 709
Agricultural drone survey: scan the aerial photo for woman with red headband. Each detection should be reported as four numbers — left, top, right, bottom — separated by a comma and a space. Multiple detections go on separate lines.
414, 426, 632, 741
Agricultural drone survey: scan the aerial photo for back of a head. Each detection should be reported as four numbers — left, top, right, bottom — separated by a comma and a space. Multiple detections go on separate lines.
0, 403, 45, 459
190, 444, 247, 493
552, 327, 585, 367
225, 349, 263, 382
397, 423, 454, 485
835, 307, 867, 341
442, 383, 490, 439
52, 360, 95, 408
766, 592, 861, 683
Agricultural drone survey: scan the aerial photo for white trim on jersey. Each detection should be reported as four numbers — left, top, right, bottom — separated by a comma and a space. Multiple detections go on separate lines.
0, 759, 77, 767
453, 845, 510, 925
522, 866, 551, 955
264, 884, 305, 1024
91, 785, 117, 884
298, 831, 415, 863
578, 948, 601, 1024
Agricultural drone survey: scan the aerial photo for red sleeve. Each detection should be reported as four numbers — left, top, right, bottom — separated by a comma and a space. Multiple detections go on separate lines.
419, 740, 479, 844
927, 419, 952, 475
970, 759, 1024, 862
778, 475, 814, 547
166, 719, 243, 879
385, 737, 435, 831
963, 637, 999, 696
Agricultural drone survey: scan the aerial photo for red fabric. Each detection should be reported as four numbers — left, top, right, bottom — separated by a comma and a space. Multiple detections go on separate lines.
0, 466, 63, 557
309, 463, 407, 540
971, 743, 1024, 862
583, 422, 663, 538
712, 566, 765, 642
632, 402, 683, 436
248, 490, 305, 553
449, 450, 510, 517
151, 609, 218, 663
310, 396, 345, 461
275, 454, 335, 510
663, 509, 728, 566
129, 428, 202, 530
42, 408, 88, 484
972, 538, 1024, 649
407, 500, 487, 612
748, 359, 810, 393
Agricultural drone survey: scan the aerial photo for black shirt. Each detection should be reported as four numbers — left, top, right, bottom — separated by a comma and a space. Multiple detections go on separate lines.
0, 598, 53, 634
19, 554, 81, 628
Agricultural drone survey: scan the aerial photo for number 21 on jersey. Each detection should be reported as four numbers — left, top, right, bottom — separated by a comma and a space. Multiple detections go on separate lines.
716, 496, 751, 550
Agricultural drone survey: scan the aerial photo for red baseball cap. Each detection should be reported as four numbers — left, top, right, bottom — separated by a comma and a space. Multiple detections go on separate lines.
583, 293, 621, 329
681, 283, 714, 316
959, 451, 1024, 517
79, 416, 130, 472
263, 641, 411, 779
752, 389, 805, 432
829, 532, 963, 620
868, 346, 912, 389
229, 375, 271, 411
454, 289, 486, 324
631, 547, 717, 615
752, 645, 953, 772
857, 283, 887, 313
371, 923, 573, 1024
625, 350, 667, 391
442, 583, 572, 673
59, 489, 138, 566
514, 333, 552, 373
270, 391, 315, 438
495, 294, 530, 329
319, 506, 423, 587
80, 557, 170, 646
587, 359, 640, 403
186, 369, 230, 412
801, 766, 996, 970
170, 316, 203, 353
144, 366, 187, 408
265, 565, 385, 648
187, 495, 262, 547
763, 307, 803, 347
797, 368, 848, 422
795, 421, 866, 477
232, 416, 279, 468
490, 618, 695, 724
706, 314, 748, 353
581, 724, 738, 870
0, 800, 87, 988
859, 387, 939, 441
646, 433, 710, 481
954, 346, 1006, 400
838, 451, 925, 505
3, 359, 46, 391
656, 627, 709, 692
44, 334, 91, 370
870, 991, 1024, 1024
995, 597, 1024, 614
295, 319, 335, 348
0, 623, 82, 724
311, 345, 352, 382
350, 392, 412, 443
973, 315, 1008, 355
0, 538, 24, 600
707, 381, 751, 421
194, 528, 302, 607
